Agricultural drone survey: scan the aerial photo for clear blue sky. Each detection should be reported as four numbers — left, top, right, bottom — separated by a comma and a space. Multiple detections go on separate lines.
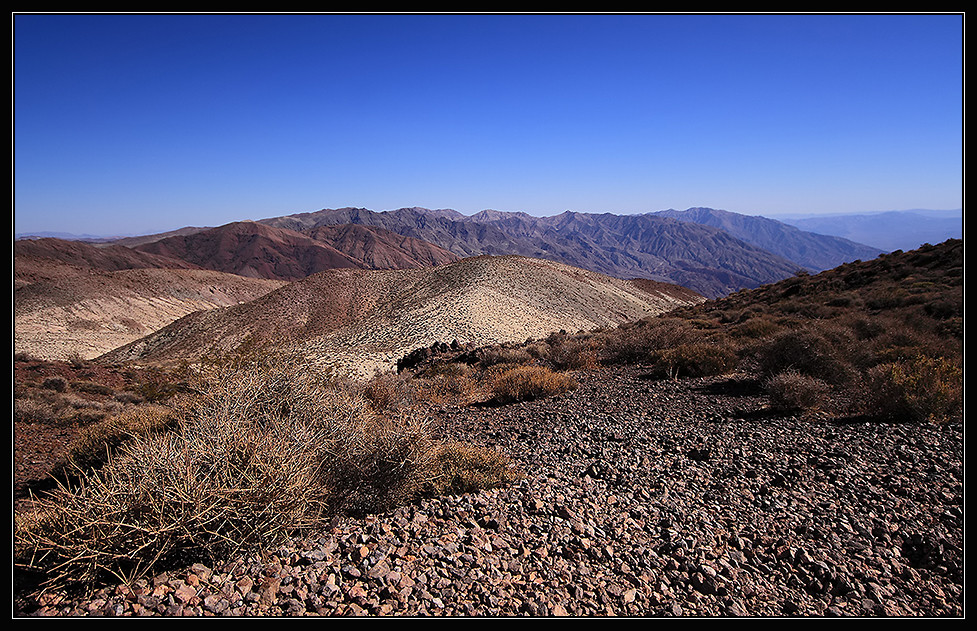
14, 13, 964, 236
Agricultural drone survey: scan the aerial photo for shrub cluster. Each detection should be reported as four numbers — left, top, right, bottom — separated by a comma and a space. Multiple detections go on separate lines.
764, 370, 830, 413
864, 355, 962, 424
490, 365, 578, 403
15, 356, 520, 594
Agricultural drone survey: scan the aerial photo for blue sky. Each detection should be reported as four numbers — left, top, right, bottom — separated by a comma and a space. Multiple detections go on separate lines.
14, 13, 964, 237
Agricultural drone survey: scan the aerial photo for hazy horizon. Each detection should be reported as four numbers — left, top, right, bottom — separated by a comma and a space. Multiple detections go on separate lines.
14, 13, 963, 237
14, 205, 963, 242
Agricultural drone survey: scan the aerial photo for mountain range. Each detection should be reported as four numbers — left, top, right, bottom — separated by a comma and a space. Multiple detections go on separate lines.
255, 206, 885, 298
14, 204, 906, 366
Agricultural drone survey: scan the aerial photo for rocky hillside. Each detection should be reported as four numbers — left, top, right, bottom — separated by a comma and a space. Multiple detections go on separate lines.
98, 256, 705, 377
14, 365, 962, 618
304, 223, 460, 269
14, 241, 962, 617
131, 221, 366, 280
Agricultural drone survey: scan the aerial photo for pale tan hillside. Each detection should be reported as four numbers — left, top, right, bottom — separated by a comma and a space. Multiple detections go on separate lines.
14, 268, 286, 361
100, 256, 705, 378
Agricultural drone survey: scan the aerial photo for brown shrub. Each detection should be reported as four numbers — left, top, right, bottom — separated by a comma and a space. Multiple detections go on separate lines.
15, 357, 519, 593
361, 371, 412, 411
410, 364, 477, 405
52, 405, 181, 476
41, 376, 67, 392
69, 380, 115, 396
478, 346, 534, 368
14, 398, 56, 424
730, 316, 781, 340
764, 370, 830, 412
490, 366, 577, 403
863, 355, 962, 424
650, 341, 739, 379
600, 317, 698, 364
545, 337, 600, 371
753, 328, 853, 385
421, 441, 523, 497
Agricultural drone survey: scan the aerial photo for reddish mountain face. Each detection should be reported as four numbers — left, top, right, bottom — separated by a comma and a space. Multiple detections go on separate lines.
305, 224, 460, 269
14, 237, 201, 286
131, 220, 460, 280
133, 221, 365, 280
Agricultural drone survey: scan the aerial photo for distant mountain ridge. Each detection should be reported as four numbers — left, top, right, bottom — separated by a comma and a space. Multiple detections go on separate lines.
776, 210, 963, 253
652, 207, 885, 272
18, 205, 905, 302
258, 206, 880, 298
14, 237, 202, 287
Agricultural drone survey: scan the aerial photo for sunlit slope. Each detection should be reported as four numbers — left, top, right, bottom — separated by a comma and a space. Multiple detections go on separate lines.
100, 255, 705, 376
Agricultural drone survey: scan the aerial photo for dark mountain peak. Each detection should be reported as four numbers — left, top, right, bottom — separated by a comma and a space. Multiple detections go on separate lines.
467, 209, 538, 223
395, 207, 468, 220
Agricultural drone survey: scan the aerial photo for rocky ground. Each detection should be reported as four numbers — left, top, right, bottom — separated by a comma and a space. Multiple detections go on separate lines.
16, 364, 964, 617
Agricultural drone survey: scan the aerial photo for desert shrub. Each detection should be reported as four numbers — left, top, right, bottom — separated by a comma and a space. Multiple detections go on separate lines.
764, 370, 830, 412
729, 316, 781, 340
113, 391, 144, 405
863, 355, 962, 424
410, 363, 477, 404
491, 366, 577, 403
52, 405, 181, 476
362, 371, 412, 411
600, 317, 698, 364
15, 391, 120, 426
753, 328, 853, 385
15, 357, 518, 593
41, 377, 67, 392
545, 337, 599, 371
478, 346, 534, 368
320, 411, 434, 517
132, 369, 191, 403
422, 441, 523, 496
14, 398, 56, 424
69, 380, 115, 396
650, 341, 739, 379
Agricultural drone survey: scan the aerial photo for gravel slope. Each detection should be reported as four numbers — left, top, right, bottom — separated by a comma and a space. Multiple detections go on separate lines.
21, 365, 963, 617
